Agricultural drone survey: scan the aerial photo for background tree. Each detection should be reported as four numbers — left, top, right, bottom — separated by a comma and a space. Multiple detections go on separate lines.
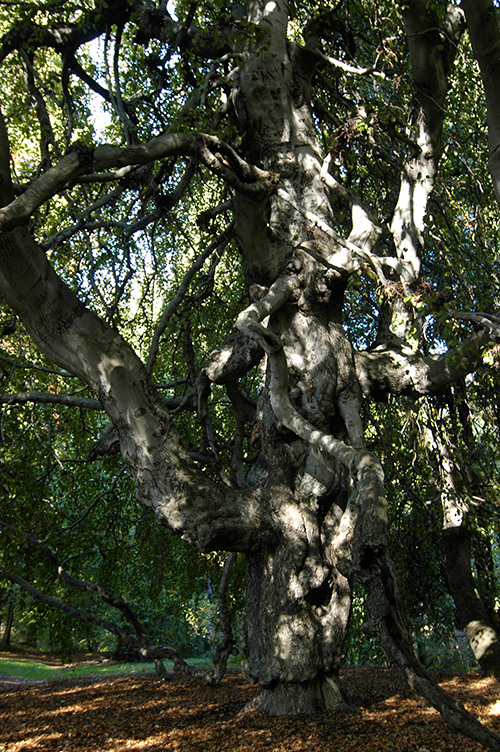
0, 0, 500, 747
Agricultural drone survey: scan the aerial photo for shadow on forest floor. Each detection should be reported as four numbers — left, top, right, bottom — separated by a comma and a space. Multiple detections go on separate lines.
0, 666, 499, 751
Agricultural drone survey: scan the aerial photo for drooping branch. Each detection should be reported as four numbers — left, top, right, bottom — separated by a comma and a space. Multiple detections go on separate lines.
24, 532, 150, 645
205, 551, 238, 685
234, 273, 299, 349
312, 48, 385, 79
20, 51, 60, 167
146, 222, 235, 373
0, 133, 272, 233
448, 308, 500, 332
1, 569, 201, 676
2, 570, 140, 649
226, 381, 256, 487
267, 344, 359, 468
424, 415, 500, 677
0, 108, 14, 208
361, 552, 500, 752
0, 0, 131, 63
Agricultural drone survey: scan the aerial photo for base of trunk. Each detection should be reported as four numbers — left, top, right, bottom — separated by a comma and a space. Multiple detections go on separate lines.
246, 674, 349, 715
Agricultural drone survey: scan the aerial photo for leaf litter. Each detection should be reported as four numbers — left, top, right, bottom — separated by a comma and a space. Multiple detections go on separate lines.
0, 667, 499, 751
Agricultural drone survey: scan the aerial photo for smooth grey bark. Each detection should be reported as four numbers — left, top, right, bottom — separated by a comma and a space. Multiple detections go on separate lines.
355, 328, 500, 401
375, 1, 465, 347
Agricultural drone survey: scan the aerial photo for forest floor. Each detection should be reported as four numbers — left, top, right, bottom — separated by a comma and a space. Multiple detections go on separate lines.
1, 659, 500, 751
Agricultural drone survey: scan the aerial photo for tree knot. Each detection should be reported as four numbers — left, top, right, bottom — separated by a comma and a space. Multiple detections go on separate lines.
66, 140, 95, 171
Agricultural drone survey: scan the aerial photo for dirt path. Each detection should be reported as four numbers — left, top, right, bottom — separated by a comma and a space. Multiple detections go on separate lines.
0, 668, 499, 751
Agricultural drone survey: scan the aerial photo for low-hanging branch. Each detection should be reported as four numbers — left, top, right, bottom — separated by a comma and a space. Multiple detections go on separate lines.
1, 568, 201, 677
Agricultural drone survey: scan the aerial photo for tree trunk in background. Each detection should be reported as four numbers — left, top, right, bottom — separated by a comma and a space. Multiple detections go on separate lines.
433, 431, 500, 678
443, 525, 500, 678
0, 600, 14, 650
206, 552, 238, 686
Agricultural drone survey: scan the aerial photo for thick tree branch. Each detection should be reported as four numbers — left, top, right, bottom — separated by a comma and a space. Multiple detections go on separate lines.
0, 133, 272, 232
234, 276, 360, 466
321, 153, 386, 268
0, 0, 131, 63
0, 227, 275, 554
0, 391, 102, 409
355, 325, 499, 400
204, 329, 264, 385
389, 1, 465, 285
461, 0, 500, 209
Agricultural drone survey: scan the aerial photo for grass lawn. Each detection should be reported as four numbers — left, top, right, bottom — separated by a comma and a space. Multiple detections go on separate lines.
0, 654, 238, 680
0, 654, 221, 681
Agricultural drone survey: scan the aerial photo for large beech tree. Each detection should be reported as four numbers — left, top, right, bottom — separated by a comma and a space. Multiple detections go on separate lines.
1, 0, 500, 746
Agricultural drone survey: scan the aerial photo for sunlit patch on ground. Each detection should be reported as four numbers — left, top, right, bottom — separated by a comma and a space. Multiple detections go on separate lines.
0, 668, 499, 751
486, 700, 500, 716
